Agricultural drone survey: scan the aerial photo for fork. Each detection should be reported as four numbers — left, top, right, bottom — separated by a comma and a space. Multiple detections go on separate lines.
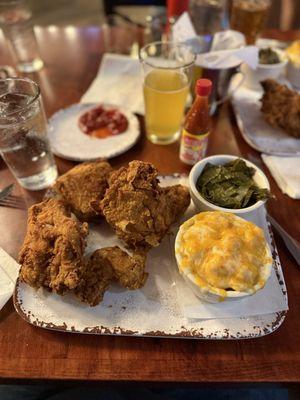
0, 184, 14, 201
0, 195, 26, 210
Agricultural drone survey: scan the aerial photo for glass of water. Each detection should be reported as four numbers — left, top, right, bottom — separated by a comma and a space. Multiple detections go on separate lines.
0, 0, 43, 73
189, 0, 227, 36
0, 78, 57, 190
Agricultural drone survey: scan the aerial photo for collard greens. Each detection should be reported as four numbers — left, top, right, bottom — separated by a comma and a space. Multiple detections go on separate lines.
196, 159, 272, 209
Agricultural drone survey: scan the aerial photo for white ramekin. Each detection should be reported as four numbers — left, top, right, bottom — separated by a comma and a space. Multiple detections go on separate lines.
287, 62, 300, 89
175, 212, 273, 303
241, 48, 288, 91
189, 155, 270, 220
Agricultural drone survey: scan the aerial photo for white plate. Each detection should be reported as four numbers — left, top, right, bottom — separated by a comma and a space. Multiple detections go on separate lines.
230, 76, 300, 156
14, 176, 288, 339
48, 103, 140, 161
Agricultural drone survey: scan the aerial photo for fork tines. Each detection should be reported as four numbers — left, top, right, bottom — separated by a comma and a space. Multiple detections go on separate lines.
0, 195, 26, 210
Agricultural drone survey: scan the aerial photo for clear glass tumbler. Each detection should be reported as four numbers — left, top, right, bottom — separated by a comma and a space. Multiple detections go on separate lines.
0, 0, 43, 72
189, 0, 227, 36
140, 41, 195, 145
0, 78, 57, 190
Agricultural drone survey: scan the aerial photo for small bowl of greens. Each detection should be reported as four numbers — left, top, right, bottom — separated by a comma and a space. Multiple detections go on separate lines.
189, 155, 272, 218
241, 47, 287, 91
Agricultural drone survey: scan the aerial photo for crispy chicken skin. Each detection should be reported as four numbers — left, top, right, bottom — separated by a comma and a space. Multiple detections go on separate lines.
53, 159, 113, 222
75, 246, 147, 306
75, 250, 115, 306
19, 198, 88, 294
261, 79, 300, 138
100, 160, 190, 249
19, 160, 190, 306
98, 246, 148, 290
162, 184, 191, 225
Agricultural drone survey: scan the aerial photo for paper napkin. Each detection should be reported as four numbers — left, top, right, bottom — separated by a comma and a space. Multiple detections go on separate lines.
81, 53, 144, 114
172, 11, 197, 43
172, 13, 257, 70
262, 155, 300, 199
0, 247, 20, 310
196, 46, 258, 69
174, 267, 288, 319
211, 29, 246, 51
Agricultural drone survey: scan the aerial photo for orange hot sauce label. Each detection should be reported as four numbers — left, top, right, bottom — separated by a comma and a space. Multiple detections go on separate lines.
179, 129, 209, 165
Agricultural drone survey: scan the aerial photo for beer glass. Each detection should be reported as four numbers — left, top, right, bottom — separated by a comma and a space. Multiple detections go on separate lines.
140, 41, 195, 145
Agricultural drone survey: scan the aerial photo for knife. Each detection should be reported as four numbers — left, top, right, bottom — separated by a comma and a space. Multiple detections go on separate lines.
268, 214, 300, 266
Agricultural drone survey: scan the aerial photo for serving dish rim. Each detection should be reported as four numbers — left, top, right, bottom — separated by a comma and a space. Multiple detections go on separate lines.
189, 154, 270, 215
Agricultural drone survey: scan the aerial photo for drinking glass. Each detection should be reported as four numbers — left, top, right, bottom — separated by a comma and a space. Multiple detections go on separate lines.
0, 0, 43, 72
230, 0, 271, 45
189, 0, 227, 36
0, 78, 57, 190
140, 41, 195, 145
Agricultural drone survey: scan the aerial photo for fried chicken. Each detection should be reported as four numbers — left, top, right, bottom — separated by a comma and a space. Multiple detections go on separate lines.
100, 160, 190, 250
19, 198, 88, 294
261, 79, 300, 138
75, 249, 115, 306
75, 246, 147, 306
19, 160, 190, 306
98, 246, 147, 290
53, 159, 113, 222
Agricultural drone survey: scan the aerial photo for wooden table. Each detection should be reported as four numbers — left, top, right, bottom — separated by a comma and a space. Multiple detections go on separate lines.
0, 26, 300, 383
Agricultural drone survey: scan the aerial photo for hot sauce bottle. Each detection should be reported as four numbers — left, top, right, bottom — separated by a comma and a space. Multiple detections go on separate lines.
179, 78, 212, 165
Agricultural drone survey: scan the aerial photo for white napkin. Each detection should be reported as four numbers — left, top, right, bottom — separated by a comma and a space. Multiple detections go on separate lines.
262, 155, 300, 199
211, 30, 246, 51
172, 13, 256, 70
174, 268, 287, 319
196, 46, 258, 69
0, 247, 20, 310
172, 11, 197, 43
81, 53, 144, 114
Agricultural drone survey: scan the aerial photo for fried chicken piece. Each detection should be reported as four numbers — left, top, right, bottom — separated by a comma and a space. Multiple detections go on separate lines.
100, 160, 190, 249
53, 160, 113, 222
261, 79, 300, 138
19, 198, 88, 294
98, 246, 148, 289
162, 184, 191, 224
75, 246, 147, 306
75, 250, 115, 306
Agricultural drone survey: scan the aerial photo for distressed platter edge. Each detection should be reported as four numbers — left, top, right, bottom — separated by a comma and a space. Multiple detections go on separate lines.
13, 174, 288, 339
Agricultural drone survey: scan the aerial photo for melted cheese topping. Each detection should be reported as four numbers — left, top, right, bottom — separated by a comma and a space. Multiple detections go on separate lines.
176, 211, 272, 297
286, 40, 300, 67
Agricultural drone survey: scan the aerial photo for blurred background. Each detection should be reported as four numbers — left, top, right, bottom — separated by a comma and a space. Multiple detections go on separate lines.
27, 0, 299, 30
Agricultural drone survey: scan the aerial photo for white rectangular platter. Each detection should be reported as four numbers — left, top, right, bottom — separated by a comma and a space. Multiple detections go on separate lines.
230, 76, 300, 156
14, 175, 288, 339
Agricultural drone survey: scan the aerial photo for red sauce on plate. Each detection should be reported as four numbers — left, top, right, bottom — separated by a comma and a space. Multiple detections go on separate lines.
78, 105, 128, 139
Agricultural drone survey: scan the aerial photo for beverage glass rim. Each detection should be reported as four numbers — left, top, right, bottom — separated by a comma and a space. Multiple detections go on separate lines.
0, 77, 40, 117
232, 0, 271, 6
139, 41, 196, 70
0, 0, 25, 5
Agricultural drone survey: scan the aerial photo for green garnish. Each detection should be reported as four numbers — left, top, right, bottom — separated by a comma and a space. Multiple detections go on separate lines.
259, 48, 280, 64
196, 159, 272, 209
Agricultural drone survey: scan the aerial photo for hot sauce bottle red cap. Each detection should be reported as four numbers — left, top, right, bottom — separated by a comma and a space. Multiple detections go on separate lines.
196, 79, 212, 97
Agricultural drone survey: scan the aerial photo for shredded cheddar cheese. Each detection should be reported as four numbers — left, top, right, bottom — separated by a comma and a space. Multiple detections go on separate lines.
176, 211, 272, 298
286, 40, 300, 67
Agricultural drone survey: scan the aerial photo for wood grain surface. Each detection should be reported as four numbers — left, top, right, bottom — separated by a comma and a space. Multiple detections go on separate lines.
0, 26, 299, 382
